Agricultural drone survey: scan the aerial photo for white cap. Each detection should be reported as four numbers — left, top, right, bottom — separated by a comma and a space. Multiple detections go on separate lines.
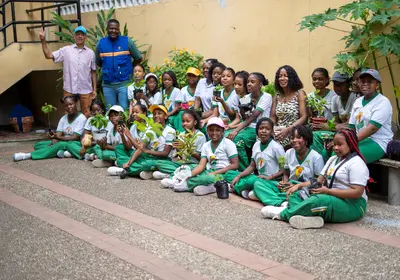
106, 105, 124, 116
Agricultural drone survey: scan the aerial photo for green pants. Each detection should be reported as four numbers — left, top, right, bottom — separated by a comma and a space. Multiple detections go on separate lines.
31, 140, 68, 160
224, 170, 259, 195
66, 141, 85, 160
311, 130, 334, 162
187, 169, 216, 192
93, 145, 117, 161
280, 192, 366, 223
156, 160, 197, 175
359, 138, 385, 164
168, 111, 185, 133
225, 127, 256, 171
253, 179, 299, 206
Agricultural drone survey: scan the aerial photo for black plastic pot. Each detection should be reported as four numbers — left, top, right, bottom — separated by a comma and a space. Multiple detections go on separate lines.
213, 90, 222, 98
215, 180, 229, 199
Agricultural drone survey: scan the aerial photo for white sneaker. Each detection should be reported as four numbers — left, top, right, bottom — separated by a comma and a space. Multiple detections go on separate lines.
173, 180, 189, 192
280, 201, 289, 208
241, 190, 250, 199
139, 171, 153, 180
289, 215, 324, 229
92, 159, 112, 168
64, 151, 72, 158
57, 150, 65, 158
248, 190, 259, 201
261, 206, 285, 220
84, 153, 95, 161
152, 171, 170, 180
13, 152, 31, 162
107, 166, 124, 176
161, 178, 175, 189
193, 184, 216, 196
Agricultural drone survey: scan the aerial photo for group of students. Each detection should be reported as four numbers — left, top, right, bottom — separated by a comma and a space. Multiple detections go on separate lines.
12, 59, 393, 230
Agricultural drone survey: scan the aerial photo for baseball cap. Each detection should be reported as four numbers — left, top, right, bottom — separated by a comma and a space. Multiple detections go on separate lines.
207, 117, 225, 129
186, 67, 201, 76
149, 104, 168, 115
145, 73, 158, 81
74, 26, 87, 34
359, 69, 382, 82
106, 105, 124, 116
331, 72, 350, 83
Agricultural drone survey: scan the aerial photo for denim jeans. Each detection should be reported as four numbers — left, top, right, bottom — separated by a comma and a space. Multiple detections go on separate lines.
103, 84, 129, 110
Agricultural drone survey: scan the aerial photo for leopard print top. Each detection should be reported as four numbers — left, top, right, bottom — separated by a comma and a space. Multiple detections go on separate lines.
276, 91, 300, 147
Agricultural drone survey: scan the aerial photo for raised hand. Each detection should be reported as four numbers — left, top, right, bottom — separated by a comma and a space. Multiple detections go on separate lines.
39, 27, 46, 42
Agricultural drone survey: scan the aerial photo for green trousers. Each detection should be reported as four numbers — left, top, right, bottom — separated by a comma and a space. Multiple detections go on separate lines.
168, 111, 185, 133
280, 192, 367, 223
155, 160, 197, 175
31, 140, 68, 160
225, 127, 256, 171
224, 170, 259, 195
115, 144, 159, 176
187, 169, 216, 192
311, 131, 333, 162
253, 179, 301, 206
66, 141, 85, 160
359, 138, 385, 164
93, 145, 117, 161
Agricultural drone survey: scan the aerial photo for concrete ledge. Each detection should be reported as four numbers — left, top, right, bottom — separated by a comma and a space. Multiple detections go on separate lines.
375, 158, 400, 169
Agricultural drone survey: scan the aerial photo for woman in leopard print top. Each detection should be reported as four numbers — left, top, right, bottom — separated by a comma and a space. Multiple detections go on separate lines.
271, 65, 307, 149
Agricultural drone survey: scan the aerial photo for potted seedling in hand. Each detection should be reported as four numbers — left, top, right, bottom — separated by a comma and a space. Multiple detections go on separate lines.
41, 103, 57, 134
133, 80, 146, 101
214, 174, 229, 199
134, 113, 163, 145
89, 114, 109, 141
277, 155, 291, 192
213, 84, 224, 98
171, 130, 200, 163
307, 92, 327, 126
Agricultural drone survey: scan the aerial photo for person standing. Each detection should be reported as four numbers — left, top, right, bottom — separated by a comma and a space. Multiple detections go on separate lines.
96, 19, 143, 110
39, 26, 97, 117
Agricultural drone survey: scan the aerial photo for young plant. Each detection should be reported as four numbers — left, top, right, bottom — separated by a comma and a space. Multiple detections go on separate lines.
89, 114, 109, 130
307, 93, 327, 117
134, 114, 163, 144
214, 84, 224, 91
261, 83, 277, 97
327, 117, 336, 131
41, 103, 57, 130
172, 130, 200, 163
278, 155, 286, 170
214, 174, 225, 183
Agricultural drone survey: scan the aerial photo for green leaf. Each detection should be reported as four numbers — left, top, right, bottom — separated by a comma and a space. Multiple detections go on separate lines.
370, 34, 400, 56
369, 12, 391, 25
395, 85, 400, 98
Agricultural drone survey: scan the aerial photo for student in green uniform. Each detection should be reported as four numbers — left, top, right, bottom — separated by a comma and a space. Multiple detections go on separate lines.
261, 128, 369, 230
225, 118, 285, 199
180, 67, 201, 110
231, 70, 250, 130
162, 71, 183, 132
92, 105, 126, 168
154, 109, 206, 180
226, 72, 272, 171
162, 117, 239, 195
348, 69, 393, 163
13, 95, 87, 161
108, 105, 175, 179
254, 125, 324, 210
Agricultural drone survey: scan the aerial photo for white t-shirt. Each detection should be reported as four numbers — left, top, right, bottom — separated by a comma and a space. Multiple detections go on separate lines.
56, 113, 87, 136
349, 93, 393, 152
163, 87, 182, 113
251, 139, 285, 176
84, 117, 113, 133
321, 155, 369, 201
308, 90, 337, 120
331, 92, 359, 123
250, 93, 273, 128
180, 86, 196, 109
127, 83, 146, 101
106, 128, 124, 146
195, 78, 214, 111
284, 148, 324, 182
148, 125, 176, 154
148, 91, 163, 106
212, 89, 239, 121
201, 138, 238, 170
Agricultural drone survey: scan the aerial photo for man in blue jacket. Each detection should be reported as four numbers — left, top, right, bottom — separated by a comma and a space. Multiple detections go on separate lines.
96, 19, 143, 110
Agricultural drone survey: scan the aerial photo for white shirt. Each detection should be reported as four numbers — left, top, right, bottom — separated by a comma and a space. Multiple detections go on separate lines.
148, 125, 176, 154
308, 90, 337, 120
349, 93, 393, 152
195, 78, 214, 111
331, 92, 358, 123
201, 138, 238, 170
56, 113, 87, 136
321, 155, 369, 201
252, 139, 285, 176
84, 117, 113, 133
163, 88, 182, 113
106, 128, 124, 146
148, 91, 163, 106
250, 93, 273, 128
284, 148, 324, 182
180, 86, 196, 109
127, 83, 146, 101
212, 89, 239, 121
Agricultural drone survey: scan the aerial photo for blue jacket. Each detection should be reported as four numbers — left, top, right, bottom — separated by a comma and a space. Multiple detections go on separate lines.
98, 36, 132, 84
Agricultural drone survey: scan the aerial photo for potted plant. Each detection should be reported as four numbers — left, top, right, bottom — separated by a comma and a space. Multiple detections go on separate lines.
132, 79, 146, 100
277, 155, 291, 192
214, 174, 229, 199
171, 130, 200, 163
134, 114, 164, 144
213, 84, 224, 98
307, 92, 327, 125
41, 103, 57, 132
89, 114, 109, 141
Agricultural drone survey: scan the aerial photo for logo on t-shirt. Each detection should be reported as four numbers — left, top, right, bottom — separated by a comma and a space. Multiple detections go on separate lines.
258, 158, 265, 174
210, 155, 217, 167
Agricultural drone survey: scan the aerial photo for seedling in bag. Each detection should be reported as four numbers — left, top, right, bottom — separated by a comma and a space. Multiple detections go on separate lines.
134, 114, 163, 144
41, 103, 57, 132
213, 84, 224, 97
89, 114, 109, 141
171, 130, 200, 163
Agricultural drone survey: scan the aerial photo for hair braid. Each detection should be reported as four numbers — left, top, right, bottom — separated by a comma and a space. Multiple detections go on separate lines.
336, 128, 366, 163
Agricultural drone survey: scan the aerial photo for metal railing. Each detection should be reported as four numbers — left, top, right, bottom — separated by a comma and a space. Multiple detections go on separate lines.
0, 0, 81, 51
